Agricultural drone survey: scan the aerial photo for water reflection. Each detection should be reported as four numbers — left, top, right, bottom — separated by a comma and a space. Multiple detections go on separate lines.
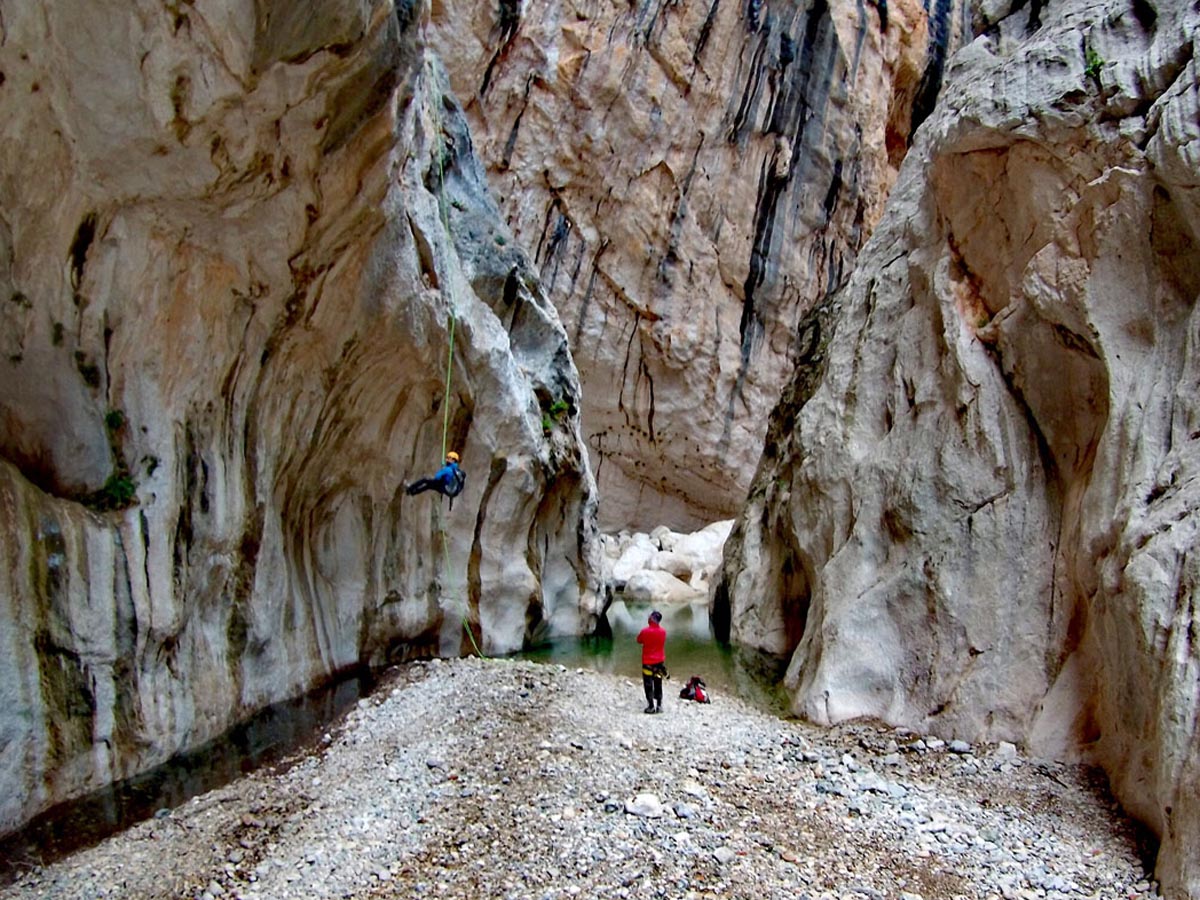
521, 598, 791, 715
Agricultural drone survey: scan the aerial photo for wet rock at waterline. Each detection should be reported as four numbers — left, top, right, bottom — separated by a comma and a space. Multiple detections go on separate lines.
0, 1, 600, 837
428, 0, 972, 531
716, 1, 1200, 896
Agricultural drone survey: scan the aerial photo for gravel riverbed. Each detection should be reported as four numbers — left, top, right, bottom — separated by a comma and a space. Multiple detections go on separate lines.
1, 658, 1163, 900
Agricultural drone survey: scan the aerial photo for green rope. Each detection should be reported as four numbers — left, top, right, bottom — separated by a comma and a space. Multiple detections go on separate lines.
440, 315, 456, 461
433, 62, 456, 462
428, 63, 484, 660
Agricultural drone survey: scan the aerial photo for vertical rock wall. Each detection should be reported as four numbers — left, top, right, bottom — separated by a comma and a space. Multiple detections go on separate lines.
717, 0, 1200, 895
429, 0, 969, 530
0, 0, 600, 834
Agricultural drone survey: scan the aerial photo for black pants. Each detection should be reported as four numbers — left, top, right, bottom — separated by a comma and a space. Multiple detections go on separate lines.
643, 673, 663, 707
406, 478, 446, 496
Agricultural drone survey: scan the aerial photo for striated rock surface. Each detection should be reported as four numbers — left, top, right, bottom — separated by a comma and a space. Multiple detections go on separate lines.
0, 1, 600, 835
716, 0, 1200, 895
428, 0, 970, 529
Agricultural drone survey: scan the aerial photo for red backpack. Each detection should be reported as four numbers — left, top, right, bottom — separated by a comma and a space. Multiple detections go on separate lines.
679, 675, 710, 703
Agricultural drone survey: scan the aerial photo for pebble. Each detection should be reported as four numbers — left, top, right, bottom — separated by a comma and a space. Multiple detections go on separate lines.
2, 658, 1165, 900
713, 847, 738, 865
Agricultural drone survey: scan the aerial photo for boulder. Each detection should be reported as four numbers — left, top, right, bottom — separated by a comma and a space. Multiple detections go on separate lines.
622, 570, 705, 606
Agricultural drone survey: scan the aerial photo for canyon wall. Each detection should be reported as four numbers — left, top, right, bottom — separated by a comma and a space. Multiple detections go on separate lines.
429, 0, 970, 530
716, 0, 1200, 895
0, 0, 601, 834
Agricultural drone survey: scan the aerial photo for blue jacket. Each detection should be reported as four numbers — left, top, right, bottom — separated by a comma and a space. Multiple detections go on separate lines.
433, 461, 461, 487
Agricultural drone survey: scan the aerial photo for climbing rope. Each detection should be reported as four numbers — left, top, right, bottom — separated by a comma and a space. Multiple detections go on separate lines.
433, 64, 457, 465
427, 62, 484, 660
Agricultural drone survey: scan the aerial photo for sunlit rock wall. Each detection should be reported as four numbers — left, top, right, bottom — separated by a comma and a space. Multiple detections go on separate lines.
716, 0, 1200, 895
429, 0, 970, 530
0, 0, 600, 834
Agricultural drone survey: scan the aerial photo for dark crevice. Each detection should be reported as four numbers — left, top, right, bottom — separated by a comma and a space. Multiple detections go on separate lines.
499, 74, 537, 171
727, 34, 771, 144
617, 318, 641, 425
394, 0, 419, 32
980, 341, 1062, 489
535, 197, 572, 269
502, 266, 520, 307
641, 0, 671, 45
69, 213, 97, 291
872, 0, 889, 31
656, 135, 705, 287
740, 149, 789, 360
1131, 0, 1157, 30
694, 0, 722, 63
909, 0, 953, 141
173, 427, 201, 579
711, 577, 732, 643
534, 197, 575, 298
766, 0, 828, 137
725, 0, 839, 446
744, 0, 835, 353
139, 510, 152, 600
565, 232, 587, 298
746, 0, 765, 32
479, 0, 522, 98
822, 158, 844, 223
779, 32, 796, 68
573, 240, 610, 352
639, 356, 656, 444
468, 457, 511, 646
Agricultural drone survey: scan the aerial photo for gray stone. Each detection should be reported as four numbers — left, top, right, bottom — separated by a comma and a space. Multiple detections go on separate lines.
624, 794, 665, 818
713, 847, 737, 865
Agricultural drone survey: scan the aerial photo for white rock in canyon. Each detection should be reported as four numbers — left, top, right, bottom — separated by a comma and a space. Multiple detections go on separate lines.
602, 520, 732, 604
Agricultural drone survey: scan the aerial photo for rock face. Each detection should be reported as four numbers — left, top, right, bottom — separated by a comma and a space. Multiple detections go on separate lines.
428, 0, 969, 530
0, 1, 600, 835
715, 0, 1200, 896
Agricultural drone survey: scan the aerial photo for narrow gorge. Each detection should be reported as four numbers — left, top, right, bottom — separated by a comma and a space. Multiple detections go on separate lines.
0, 0, 1197, 898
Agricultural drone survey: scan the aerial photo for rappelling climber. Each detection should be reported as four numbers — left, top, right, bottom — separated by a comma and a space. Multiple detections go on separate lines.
405, 451, 466, 501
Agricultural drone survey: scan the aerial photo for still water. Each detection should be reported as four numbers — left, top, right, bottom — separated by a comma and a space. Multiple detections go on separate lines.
520, 598, 791, 716
0, 601, 788, 881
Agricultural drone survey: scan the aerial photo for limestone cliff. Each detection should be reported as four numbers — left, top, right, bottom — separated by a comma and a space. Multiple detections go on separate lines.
716, 0, 1200, 895
429, 0, 969, 529
0, 1, 600, 834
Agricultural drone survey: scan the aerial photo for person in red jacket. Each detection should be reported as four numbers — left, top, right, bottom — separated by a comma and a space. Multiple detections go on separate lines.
637, 610, 667, 714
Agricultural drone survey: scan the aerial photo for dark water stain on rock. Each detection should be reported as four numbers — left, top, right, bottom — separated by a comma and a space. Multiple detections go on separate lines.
0, 668, 375, 885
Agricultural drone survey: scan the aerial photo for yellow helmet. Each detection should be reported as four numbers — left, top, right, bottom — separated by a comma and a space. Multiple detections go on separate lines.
446, 451, 460, 462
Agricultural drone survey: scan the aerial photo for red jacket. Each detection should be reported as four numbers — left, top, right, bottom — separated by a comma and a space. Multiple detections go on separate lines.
637, 622, 666, 665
